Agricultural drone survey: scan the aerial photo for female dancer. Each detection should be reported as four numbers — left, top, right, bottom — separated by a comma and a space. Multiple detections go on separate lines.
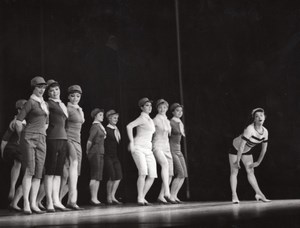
229, 108, 270, 203
126, 97, 157, 206
1, 99, 27, 211
44, 79, 69, 212
104, 109, 122, 205
15, 76, 48, 214
169, 103, 188, 203
152, 99, 174, 204
64, 85, 85, 210
86, 108, 106, 205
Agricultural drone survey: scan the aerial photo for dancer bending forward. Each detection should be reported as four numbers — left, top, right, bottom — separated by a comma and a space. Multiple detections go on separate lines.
229, 108, 270, 204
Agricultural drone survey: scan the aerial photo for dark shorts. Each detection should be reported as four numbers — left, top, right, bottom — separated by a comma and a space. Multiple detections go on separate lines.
21, 132, 46, 179
171, 151, 188, 178
104, 155, 122, 181
3, 146, 22, 162
67, 140, 82, 175
228, 145, 253, 155
87, 152, 104, 181
45, 139, 68, 176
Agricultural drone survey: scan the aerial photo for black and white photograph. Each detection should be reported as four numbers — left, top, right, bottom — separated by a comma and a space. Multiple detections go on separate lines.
1, 0, 300, 227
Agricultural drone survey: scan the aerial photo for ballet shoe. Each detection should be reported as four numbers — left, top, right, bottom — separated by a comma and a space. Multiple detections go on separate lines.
54, 205, 70, 211
107, 200, 122, 205
232, 195, 239, 204
137, 201, 145, 206
66, 203, 84, 210
157, 198, 169, 205
8, 205, 22, 212
175, 199, 183, 204
112, 200, 123, 205
255, 194, 271, 202
31, 208, 46, 214
165, 196, 177, 204
23, 209, 32, 215
89, 200, 104, 206
46, 208, 56, 213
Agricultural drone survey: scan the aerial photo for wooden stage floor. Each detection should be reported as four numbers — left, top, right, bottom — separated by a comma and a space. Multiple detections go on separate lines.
1, 200, 300, 227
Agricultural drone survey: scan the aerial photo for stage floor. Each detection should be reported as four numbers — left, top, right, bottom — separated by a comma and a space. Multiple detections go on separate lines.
1, 200, 300, 227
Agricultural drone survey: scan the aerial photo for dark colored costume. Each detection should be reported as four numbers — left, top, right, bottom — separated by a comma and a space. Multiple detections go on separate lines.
87, 122, 105, 181
2, 118, 25, 162
104, 126, 122, 181
45, 100, 68, 176
169, 119, 188, 178
17, 97, 48, 178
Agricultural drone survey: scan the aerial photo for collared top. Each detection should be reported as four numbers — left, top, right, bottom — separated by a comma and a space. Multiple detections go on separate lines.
152, 113, 171, 147
107, 124, 121, 142
66, 103, 85, 143
127, 112, 155, 149
17, 98, 49, 135
46, 100, 68, 139
104, 125, 120, 157
88, 122, 106, 155
233, 123, 268, 153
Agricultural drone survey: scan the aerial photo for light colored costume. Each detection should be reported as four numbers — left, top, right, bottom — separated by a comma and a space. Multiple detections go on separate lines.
128, 112, 157, 178
153, 113, 173, 176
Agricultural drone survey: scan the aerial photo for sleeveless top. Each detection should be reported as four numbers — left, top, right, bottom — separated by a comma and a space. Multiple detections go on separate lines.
169, 119, 183, 154
66, 104, 84, 143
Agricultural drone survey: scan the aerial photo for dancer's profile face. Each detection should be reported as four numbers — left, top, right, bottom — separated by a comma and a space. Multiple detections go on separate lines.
157, 103, 168, 115
173, 107, 183, 118
33, 85, 46, 98
68, 92, 81, 105
253, 111, 265, 125
48, 86, 60, 99
141, 102, 152, 114
95, 112, 104, 122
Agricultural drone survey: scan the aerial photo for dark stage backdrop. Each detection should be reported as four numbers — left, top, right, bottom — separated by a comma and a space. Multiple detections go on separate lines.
1, 0, 300, 208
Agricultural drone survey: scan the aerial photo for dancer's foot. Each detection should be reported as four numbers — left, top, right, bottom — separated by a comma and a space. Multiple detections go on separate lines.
23, 201, 31, 215
157, 197, 169, 205
112, 199, 123, 205
53, 202, 69, 211
8, 204, 22, 212
90, 200, 103, 206
31, 206, 46, 214
232, 194, 240, 204
66, 203, 84, 210
255, 194, 271, 202
165, 196, 177, 204
143, 199, 152, 206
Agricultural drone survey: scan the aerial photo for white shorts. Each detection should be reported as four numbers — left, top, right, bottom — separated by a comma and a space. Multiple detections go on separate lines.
131, 145, 157, 178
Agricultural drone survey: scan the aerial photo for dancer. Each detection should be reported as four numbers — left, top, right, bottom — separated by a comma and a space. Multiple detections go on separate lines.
104, 109, 122, 205
86, 108, 106, 205
1, 99, 27, 211
229, 108, 270, 203
15, 76, 48, 214
126, 97, 157, 206
44, 79, 69, 212
63, 85, 85, 210
169, 103, 188, 203
152, 99, 175, 204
